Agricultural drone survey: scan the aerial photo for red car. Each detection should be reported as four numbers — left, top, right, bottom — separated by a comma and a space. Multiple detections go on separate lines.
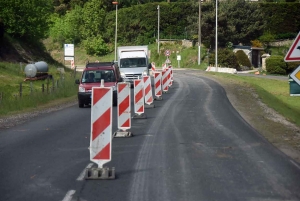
75, 62, 123, 108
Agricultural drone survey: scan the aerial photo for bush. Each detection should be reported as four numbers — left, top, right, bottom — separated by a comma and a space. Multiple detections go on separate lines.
235, 50, 252, 70
266, 56, 286, 75
286, 61, 300, 75
83, 37, 109, 56
209, 48, 240, 70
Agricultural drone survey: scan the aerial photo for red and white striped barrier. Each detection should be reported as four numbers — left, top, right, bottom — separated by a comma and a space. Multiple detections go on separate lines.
162, 63, 167, 71
143, 76, 155, 108
114, 82, 132, 137
168, 65, 173, 85
90, 87, 112, 167
71, 60, 75, 69
154, 72, 163, 100
166, 68, 172, 87
151, 62, 156, 74
162, 70, 169, 93
86, 87, 115, 180
133, 79, 147, 118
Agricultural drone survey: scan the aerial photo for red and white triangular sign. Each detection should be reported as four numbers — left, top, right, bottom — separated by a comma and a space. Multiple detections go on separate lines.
284, 31, 300, 62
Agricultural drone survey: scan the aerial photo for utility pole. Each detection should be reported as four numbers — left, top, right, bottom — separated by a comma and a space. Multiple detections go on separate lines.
157, 5, 160, 54
215, 0, 218, 72
198, 0, 201, 65
113, 1, 118, 62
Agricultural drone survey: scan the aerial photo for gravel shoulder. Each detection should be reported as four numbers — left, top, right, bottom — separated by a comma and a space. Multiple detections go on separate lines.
1, 72, 300, 164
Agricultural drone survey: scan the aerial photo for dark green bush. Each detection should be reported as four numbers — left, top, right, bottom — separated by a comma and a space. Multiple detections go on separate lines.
266, 56, 286, 75
286, 61, 300, 75
235, 50, 252, 69
209, 48, 240, 70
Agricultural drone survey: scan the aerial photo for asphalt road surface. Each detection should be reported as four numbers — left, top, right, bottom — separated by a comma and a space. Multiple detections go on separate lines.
0, 70, 300, 201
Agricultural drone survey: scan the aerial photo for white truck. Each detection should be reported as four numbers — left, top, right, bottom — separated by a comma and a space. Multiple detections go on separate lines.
117, 46, 151, 86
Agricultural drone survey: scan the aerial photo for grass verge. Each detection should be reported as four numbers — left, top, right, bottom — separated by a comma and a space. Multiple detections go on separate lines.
206, 72, 300, 127
0, 62, 79, 117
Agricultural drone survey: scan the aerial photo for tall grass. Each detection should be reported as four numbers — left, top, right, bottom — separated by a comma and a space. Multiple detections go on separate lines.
0, 62, 78, 116
207, 72, 300, 127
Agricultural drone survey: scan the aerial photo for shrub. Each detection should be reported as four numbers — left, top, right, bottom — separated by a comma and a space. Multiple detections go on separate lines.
209, 48, 240, 70
83, 37, 109, 56
286, 61, 300, 75
266, 56, 286, 75
251, 40, 263, 48
235, 50, 252, 70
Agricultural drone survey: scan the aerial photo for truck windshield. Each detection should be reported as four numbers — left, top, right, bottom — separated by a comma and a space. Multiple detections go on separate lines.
120, 58, 146, 68
82, 70, 116, 83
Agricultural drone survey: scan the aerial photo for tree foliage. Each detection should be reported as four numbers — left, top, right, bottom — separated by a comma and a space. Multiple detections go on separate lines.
83, 37, 109, 56
0, 0, 53, 40
201, 0, 265, 48
49, 6, 83, 44
49, 0, 109, 54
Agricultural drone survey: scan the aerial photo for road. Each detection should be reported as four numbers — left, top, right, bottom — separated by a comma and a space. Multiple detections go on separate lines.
0, 70, 300, 201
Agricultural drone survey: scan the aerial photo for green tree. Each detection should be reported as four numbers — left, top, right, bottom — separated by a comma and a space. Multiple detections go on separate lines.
49, 6, 83, 44
83, 36, 109, 56
0, 0, 53, 40
259, 31, 275, 54
201, 0, 265, 48
81, 0, 106, 39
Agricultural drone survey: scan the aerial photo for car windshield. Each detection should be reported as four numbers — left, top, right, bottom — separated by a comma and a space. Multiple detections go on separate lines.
120, 58, 146, 68
81, 70, 116, 83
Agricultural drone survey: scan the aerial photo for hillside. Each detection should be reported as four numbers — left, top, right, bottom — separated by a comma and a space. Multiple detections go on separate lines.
0, 35, 62, 65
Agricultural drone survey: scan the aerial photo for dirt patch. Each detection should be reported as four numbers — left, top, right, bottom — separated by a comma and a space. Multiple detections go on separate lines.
202, 72, 300, 163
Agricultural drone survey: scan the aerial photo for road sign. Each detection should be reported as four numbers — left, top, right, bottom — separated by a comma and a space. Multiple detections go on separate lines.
64, 56, 74, 61
290, 65, 300, 86
165, 50, 171, 56
64, 44, 74, 57
165, 58, 171, 64
284, 32, 300, 62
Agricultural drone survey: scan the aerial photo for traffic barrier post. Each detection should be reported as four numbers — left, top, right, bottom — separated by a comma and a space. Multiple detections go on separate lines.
133, 79, 147, 119
151, 62, 156, 76
168, 65, 173, 86
86, 87, 115, 180
143, 76, 155, 108
154, 72, 163, 100
114, 82, 132, 137
162, 70, 169, 93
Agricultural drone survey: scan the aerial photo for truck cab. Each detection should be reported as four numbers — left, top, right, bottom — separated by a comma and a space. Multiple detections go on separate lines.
118, 46, 151, 86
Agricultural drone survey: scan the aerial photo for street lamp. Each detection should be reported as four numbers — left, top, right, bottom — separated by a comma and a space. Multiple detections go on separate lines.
215, 0, 218, 72
157, 5, 160, 54
198, 0, 201, 65
112, 1, 118, 62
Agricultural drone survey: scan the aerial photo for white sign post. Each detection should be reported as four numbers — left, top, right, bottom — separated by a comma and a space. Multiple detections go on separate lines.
64, 44, 75, 67
177, 55, 181, 68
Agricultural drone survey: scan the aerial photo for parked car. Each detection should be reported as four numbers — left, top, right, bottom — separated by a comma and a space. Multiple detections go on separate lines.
75, 62, 122, 108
